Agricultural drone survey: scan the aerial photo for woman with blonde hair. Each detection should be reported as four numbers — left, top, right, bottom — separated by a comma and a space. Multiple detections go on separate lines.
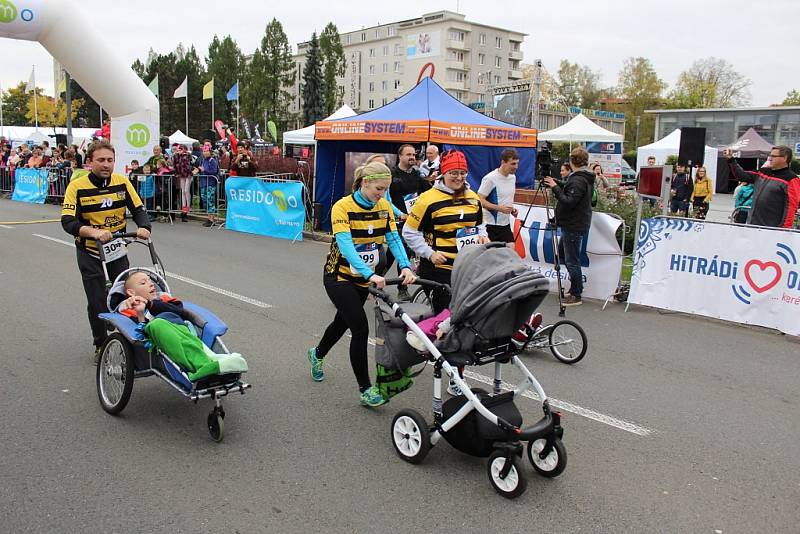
690, 166, 713, 219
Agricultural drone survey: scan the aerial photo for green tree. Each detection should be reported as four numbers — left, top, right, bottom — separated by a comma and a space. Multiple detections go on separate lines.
206, 35, 244, 128
781, 89, 800, 106
1, 82, 32, 126
319, 22, 346, 116
69, 78, 107, 128
668, 57, 751, 108
556, 60, 602, 109
301, 32, 326, 127
616, 57, 667, 146
26, 93, 83, 128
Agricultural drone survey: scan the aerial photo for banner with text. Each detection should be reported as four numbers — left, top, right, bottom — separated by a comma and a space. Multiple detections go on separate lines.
512, 205, 623, 300
225, 178, 304, 241
11, 168, 49, 204
586, 141, 623, 185
629, 218, 800, 336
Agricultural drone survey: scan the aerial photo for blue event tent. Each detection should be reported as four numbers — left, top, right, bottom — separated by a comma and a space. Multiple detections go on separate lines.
313, 77, 538, 230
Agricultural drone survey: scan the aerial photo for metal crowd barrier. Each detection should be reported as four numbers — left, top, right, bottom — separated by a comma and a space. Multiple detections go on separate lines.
131, 173, 224, 225
0, 167, 12, 195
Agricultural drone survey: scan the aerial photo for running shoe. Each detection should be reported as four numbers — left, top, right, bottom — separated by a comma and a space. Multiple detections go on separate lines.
307, 347, 324, 381
447, 378, 463, 396
564, 295, 582, 306
359, 385, 387, 407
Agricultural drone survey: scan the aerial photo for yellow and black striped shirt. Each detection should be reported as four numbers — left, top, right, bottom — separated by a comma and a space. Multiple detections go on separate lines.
61, 172, 146, 256
325, 194, 396, 286
405, 187, 483, 271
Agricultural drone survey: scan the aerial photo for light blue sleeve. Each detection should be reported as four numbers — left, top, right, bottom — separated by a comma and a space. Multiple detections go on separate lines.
391, 203, 403, 218
335, 232, 374, 279
385, 230, 412, 271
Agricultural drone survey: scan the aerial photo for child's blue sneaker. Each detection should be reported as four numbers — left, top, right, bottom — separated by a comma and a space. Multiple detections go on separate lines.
307, 347, 324, 382
359, 385, 387, 407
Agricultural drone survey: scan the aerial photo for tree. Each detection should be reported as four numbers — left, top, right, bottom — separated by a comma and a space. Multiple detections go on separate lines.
668, 57, 751, 109
242, 19, 295, 140
1, 82, 31, 126
26, 93, 83, 128
206, 35, 244, 128
781, 89, 800, 106
319, 22, 346, 116
69, 77, 108, 128
556, 60, 602, 109
301, 32, 326, 127
616, 57, 667, 146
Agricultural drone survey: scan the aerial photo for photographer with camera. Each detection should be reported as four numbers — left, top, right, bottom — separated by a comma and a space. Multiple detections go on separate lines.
543, 147, 595, 306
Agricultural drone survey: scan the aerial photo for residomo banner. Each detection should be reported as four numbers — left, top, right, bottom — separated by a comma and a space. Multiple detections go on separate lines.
11, 168, 49, 204
225, 178, 304, 241
629, 218, 800, 336
512, 205, 623, 300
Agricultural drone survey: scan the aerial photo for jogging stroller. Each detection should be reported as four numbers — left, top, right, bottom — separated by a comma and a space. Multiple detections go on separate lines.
368, 243, 566, 499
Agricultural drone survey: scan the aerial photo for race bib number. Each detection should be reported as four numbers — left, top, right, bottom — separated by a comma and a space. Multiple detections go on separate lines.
403, 193, 419, 213
455, 227, 479, 251
101, 238, 128, 262
355, 243, 380, 268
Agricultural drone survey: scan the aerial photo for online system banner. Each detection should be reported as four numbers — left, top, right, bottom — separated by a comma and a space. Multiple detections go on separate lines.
225, 178, 304, 241
629, 218, 800, 336
512, 205, 623, 300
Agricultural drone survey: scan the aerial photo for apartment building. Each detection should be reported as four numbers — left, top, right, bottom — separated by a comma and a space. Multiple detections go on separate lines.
289, 10, 526, 125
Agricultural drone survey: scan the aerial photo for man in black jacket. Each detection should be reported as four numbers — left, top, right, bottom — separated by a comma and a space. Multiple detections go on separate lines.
724, 146, 799, 229
544, 147, 595, 306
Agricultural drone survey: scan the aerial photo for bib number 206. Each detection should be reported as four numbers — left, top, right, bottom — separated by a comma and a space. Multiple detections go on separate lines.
455, 227, 479, 251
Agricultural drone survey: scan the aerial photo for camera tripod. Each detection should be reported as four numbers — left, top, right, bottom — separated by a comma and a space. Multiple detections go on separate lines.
514, 176, 567, 318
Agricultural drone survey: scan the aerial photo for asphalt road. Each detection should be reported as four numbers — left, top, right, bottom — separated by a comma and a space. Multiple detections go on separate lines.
1, 198, 798, 533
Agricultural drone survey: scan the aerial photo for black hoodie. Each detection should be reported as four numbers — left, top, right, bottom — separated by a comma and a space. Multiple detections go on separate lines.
552, 168, 595, 232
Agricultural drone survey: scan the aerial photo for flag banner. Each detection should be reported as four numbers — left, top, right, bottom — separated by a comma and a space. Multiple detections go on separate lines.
56, 77, 66, 95
148, 75, 159, 97
202, 79, 214, 100
25, 68, 35, 92
173, 77, 187, 98
629, 218, 800, 336
226, 82, 239, 102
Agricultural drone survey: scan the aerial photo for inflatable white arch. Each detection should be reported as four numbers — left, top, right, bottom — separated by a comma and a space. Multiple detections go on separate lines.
0, 0, 160, 171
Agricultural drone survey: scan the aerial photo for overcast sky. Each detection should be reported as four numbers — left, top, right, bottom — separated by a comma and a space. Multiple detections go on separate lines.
2, 0, 797, 113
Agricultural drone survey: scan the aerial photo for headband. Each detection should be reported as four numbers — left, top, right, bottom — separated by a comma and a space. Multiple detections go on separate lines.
363, 172, 391, 182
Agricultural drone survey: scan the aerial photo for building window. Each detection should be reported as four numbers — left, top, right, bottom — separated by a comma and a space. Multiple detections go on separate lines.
361, 32, 366, 42
394, 43, 401, 56
478, 53, 485, 65
374, 29, 381, 39
381, 80, 388, 91
388, 26, 396, 37
368, 82, 375, 92
383, 45, 388, 56
394, 61, 401, 73
494, 56, 502, 68
382, 63, 388, 73
346, 34, 351, 45
448, 50, 464, 61
369, 48, 375, 57
477, 94, 484, 103
511, 41, 520, 51
450, 30, 465, 41
494, 75, 501, 84
479, 33, 486, 45
394, 79, 402, 90
368, 99, 374, 109
447, 70, 466, 82
495, 36, 502, 49
382, 98, 388, 106
369, 65, 375, 75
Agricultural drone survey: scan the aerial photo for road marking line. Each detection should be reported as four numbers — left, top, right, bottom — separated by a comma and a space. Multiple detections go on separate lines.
32, 233, 274, 309
0, 224, 14, 229
358, 334, 653, 436
0, 218, 61, 225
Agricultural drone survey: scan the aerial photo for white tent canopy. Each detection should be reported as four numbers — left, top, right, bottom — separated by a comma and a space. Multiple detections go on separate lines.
283, 105, 357, 147
1, 126, 98, 147
168, 130, 197, 146
538, 113, 624, 143
636, 128, 718, 189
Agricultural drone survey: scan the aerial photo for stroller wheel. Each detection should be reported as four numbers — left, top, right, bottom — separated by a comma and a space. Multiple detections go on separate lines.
207, 410, 224, 443
96, 333, 135, 415
528, 438, 567, 477
391, 409, 430, 464
549, 320, 588, 364
487, 451, 527, 499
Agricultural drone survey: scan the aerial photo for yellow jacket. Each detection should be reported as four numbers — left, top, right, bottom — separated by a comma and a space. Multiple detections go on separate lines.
691, 177, 713, 201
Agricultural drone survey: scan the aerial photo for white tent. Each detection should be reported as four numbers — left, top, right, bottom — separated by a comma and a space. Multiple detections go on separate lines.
538, 113, 624, 143
636, 128, 718, 189
1, 126, 98, 147
283, 105, 357, 148
168, 130, 197, 146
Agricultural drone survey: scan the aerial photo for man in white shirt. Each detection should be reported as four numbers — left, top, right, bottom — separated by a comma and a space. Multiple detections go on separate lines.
418, 144, 440, 182
477, 148, 520, 245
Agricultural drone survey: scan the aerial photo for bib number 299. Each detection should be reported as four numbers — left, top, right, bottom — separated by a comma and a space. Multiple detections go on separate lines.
355, 243, 380, 268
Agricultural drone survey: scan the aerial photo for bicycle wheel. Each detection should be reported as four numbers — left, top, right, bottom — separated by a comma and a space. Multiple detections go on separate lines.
548, 320, 587, 364
410, 286, 430, 306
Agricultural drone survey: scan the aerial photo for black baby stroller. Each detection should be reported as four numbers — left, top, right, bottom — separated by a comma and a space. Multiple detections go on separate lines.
368, 243, 566, 499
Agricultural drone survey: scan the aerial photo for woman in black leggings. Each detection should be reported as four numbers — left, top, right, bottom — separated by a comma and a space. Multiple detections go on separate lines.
307, 161, 416, 407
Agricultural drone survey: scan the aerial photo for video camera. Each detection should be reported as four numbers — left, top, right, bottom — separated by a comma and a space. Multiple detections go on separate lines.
536, 141, 552, 180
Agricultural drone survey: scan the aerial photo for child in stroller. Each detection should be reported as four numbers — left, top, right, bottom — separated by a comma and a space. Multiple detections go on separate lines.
116, 271, 247, 382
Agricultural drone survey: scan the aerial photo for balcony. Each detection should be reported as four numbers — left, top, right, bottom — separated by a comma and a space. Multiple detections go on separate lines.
446, 58, 469, 70
508, 69, 523, 80
447, 39, 469, 51
441, 79, 466, 91
508, 49, 523, 61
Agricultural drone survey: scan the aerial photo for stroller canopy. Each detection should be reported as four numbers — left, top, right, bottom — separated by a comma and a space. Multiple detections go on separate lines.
440, 244, 549, 353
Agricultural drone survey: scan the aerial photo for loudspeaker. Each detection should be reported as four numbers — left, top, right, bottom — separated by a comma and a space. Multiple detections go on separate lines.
678, 127, 706, 167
